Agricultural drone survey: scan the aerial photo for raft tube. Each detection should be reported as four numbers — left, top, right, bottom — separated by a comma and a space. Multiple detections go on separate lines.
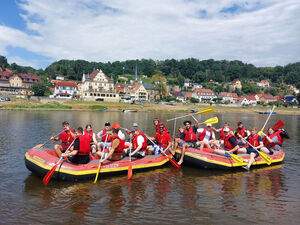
25, 147, 172, 181
175, 148, 285, 169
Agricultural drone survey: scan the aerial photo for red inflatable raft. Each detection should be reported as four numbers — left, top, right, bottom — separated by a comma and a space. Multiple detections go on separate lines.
175, 148, 285, 169
25, 147, 172, 181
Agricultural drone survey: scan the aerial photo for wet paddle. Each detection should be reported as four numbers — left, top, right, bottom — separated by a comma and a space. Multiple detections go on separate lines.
258, 106, 276, 136
128, 137, 133, 179
43, 139, 76, 186
145, 135, 181, 169
94, 135, 108, 183
166, 107, 213, 122
241, 137, 272, 165
33, 131, 63, 149
273, 120, 284, 131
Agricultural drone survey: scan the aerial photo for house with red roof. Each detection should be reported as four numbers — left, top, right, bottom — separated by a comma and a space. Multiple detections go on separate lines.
238, 94, 258, 105
230, 78, 242, 91
219, 92, 239, 103
50, 81, 78, 99
260, 94, 277, 104
129, 83, 148, 102
192, 88, 217, 102
257, 80, 270, 88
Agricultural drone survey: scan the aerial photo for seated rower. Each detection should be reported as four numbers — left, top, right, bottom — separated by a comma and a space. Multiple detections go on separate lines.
51, 121, 75, 157
147, 124, 172, 155
213, 127, 240, 156
128, 127, 148, 158
212, 122, 232, 148
262, 127, 288, 152
83, 124, 98, 154
234, 121, 250, 145
196, 123, 216, 151
239, 127, 270, 170
61, 127, 90, 164
96, 127, 125, 162
174, 114, 198, 165
97, 122, 112, 151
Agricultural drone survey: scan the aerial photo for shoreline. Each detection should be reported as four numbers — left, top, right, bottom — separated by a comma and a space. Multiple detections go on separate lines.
1, 99, 299, 115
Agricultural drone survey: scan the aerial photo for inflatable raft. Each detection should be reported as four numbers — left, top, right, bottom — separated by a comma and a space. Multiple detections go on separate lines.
175, 148, 285, 169
25, 147, 172, 181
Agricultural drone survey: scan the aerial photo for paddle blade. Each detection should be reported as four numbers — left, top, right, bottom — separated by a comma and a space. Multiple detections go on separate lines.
273, 120, 284, 131
128, 162, 132, 179
230, 154, 244, 163
204, 117, 219, 125
33, 144, 44, 149
168, 156, 181, 168
197, 106, 213, 115
257, 131, 263, 136
93, 165, 101, 183
43, 164, 58, 186
258, 151, 272, 165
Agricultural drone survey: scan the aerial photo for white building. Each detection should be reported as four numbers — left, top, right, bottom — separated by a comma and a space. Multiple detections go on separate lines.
129, 83, 148, 102
50, 81, 78, 99
192, 88, 217, 102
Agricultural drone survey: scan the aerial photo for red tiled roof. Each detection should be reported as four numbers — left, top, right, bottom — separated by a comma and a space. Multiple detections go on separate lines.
56, 81, 77, 88
50, 88, 54, 93
116, 87, 124, 92
263, 94, 276, 100
261, 80, 268, 83
194, 88, 215, 94
245, 94, 257, 101
185, 92, 193, 98
232, 78, 239, 84
89, 69, 110, 82
220, 92, 238, 98
130, 84, 142, 93
18, 73, 41, 82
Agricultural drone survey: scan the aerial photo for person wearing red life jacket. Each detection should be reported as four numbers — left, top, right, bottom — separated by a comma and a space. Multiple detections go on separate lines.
234, 121, 250, 145
147, 124, 172, 155
61, 127, 90, 164
175, 114, 198, 165
238, 127, 270, 170
51, 121, 76, 157
83, 124, 97, 154
97, 122, 112, 152
196, 124, 216, 151
153, 118, 168, 134
213, 127, 241, 156
262, 127, 289, 152
96, 127, 125, 162
129, 127, 148, 158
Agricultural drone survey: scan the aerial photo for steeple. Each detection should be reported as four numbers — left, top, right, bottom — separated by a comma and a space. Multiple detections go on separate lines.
134, 63, 138, 81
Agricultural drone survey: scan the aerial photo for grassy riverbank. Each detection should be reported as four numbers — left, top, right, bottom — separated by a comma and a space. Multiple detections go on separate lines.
0, 98, 299, 114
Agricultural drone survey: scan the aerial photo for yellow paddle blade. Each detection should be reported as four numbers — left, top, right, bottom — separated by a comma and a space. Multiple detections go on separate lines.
204, 117, 219, 125
230, 154, 244, 163
257, 131, 263, 136
258, 151, 272, 165
33, 144, 44, 149
197, 106, 213, 115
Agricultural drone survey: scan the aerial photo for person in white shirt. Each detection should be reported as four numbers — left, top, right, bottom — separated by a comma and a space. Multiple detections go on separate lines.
196, 124, 216, 151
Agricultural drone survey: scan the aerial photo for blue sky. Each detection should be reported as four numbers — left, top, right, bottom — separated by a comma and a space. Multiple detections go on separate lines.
0, 0, 299, 69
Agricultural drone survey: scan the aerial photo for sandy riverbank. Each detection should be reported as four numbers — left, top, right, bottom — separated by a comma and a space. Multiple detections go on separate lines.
0, 99, 299, 115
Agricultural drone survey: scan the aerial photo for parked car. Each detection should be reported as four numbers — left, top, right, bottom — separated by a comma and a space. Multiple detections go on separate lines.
96, 98, 104, 101
5, 97, 10, 101
0, 98, 5, 102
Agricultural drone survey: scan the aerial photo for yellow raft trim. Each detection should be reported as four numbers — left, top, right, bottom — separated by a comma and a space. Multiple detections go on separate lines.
25, 152, 170, 176
175, 150, 285, 168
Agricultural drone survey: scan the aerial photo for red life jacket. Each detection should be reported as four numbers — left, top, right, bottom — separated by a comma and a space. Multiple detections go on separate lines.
84, 129, 94, 143
101, 129, 112, 142
248, 134, 260, 147
156, 131, 171, 148
61, 129, 74, 143
155, 122, 167, 133
184, 127, 197, 142
198, 129, 213, 141
236, 127, 246, 137
224, 133, 238, 150
263, 133, 278, 149
77, 135, 91, 155
220, 127, 232, 140
112, 136, 125, 154
132, 132, 147, 152
274, 131, 284, 146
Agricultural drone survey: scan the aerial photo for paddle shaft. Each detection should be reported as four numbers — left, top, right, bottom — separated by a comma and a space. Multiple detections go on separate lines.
94, 134, 109, 183
260, 106, 276, 132
167, 107, 213, 122
41, 131, 64, 147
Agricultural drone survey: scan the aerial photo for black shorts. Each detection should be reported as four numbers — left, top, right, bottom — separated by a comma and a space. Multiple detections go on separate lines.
246, 147, 259, 157
68, 155, 90, 164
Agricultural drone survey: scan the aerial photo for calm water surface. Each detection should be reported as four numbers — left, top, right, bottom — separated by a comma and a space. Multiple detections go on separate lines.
0, 110, 299, 224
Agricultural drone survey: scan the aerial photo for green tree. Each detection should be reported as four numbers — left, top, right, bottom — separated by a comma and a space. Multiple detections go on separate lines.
0, 56, 8, 68
190, 97, 199, 103
31, 82, 49, 96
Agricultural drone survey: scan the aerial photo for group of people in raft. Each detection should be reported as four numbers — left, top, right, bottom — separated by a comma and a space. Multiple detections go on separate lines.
50, 115, 289, 170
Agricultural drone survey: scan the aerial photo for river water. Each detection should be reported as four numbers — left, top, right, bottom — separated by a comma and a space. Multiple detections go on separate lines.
0, 110, 299, 224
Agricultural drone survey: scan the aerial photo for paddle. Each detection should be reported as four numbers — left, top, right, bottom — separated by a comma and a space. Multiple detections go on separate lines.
258, 106, 276, 136
273, 120, 284, 131
240, 137, 272, 165
128, 137, 133, 179
198, 117, 219, 125
228, 153, 244, 164
33, 131, 63, 149
145, 135, 181, 169
43, 139, 76, 186
94, 134, 108, 183
166, 106, 213, 122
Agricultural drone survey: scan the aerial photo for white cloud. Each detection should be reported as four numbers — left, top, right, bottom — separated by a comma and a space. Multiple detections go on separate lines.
0, 0, 299, 68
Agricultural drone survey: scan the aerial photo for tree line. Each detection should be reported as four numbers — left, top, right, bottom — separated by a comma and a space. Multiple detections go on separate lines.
1, 55, 300, 88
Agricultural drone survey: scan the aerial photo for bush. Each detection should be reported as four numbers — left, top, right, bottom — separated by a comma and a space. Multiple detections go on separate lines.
189, 97, 199, 103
